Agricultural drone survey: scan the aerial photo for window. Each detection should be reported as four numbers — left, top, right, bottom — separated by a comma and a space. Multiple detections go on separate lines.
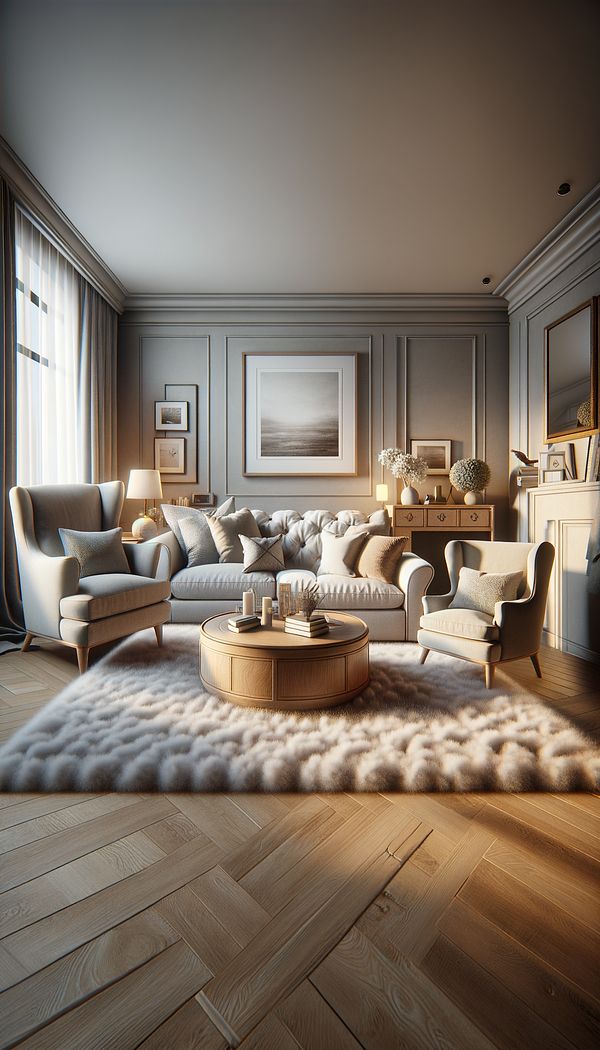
15, 209, 82, 485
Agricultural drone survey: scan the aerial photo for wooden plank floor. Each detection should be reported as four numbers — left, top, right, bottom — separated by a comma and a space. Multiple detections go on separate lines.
0, 641, 598, 1049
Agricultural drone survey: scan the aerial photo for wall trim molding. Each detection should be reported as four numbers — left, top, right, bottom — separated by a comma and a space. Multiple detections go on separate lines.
0, 136, 127, 313
123, 292, 507, 313
495, 181, 600, 313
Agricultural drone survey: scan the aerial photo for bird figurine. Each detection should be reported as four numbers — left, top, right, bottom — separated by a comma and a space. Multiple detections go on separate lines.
511, 449, 538, 466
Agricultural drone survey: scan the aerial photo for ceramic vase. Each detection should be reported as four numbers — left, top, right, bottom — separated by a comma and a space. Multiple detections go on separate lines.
463, 490, 483, 505
400, 484, 420, 506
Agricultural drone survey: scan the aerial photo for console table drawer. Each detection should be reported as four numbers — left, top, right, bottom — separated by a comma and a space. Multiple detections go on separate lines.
394, 508, 425, 527
426, 508, 459, 527
459, 508, 491, 528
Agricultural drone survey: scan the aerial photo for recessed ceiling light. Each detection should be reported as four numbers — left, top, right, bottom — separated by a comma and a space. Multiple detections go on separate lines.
557, 182, 571, 195
481, 276, 491, 285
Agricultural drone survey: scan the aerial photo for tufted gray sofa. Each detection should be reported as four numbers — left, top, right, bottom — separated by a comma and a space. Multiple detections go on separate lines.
150, 508, 434, 641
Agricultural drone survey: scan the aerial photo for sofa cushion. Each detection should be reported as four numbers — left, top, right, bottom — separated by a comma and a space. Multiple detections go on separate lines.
317, 530, 369, 577
420, 607, 500, 641
171, 563, 276, 601
251, 508, 390, 572
448, 566, 523, 616
207, 508, 261, 563
161, 497, 234, 564
241, 534, 285, 573
357, 535, 407, 583
318, 574, 404, 610
59, 526, 130, 577
60, 574, 170, 622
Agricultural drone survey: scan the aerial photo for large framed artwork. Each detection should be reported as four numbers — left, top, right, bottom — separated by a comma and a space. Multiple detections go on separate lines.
243, 353, 357, 476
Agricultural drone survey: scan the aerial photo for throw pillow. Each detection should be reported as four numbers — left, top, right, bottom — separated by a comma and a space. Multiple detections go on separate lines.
240, 535, 285, 573
357, 535, 407, 583
449, 566, 523, 617
317, 529, 369, 577
59, 527, 130, 578
207, 508, 261, 563
346, 520, 390, 539
161, 496, 235, 564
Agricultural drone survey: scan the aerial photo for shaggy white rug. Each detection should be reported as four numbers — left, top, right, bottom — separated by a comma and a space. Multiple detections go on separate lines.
0, 626, 598, 792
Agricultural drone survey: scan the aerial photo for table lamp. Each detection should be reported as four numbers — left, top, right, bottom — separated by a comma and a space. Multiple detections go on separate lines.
127, 469, 163, 539
376, 483, 389, 508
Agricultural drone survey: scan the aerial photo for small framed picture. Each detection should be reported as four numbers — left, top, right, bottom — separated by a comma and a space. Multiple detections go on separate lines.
540, 450, 566, 472
542, 469, 565, 484
155, 437, 185, 474
155, 401, 188, 431
410, 439, 451, 475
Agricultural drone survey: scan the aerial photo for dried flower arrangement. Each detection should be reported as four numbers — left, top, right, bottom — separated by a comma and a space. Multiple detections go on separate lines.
449, 458, 491, 493
378, 449, 428, 485
294, 583, 322, 618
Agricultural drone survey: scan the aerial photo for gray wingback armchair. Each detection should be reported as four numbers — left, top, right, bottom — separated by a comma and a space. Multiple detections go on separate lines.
9, 481, 171, 673
417, 539, 555, 688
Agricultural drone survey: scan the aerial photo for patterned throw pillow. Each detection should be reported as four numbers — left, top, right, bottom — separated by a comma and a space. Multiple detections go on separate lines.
58, 527, 130, 578
207, 508, 262, 563
240, 535, 285, 573
161, 496, 235, 564
449, 566, 523, 617
317, 530, 369, 577
356, 535, 407, 583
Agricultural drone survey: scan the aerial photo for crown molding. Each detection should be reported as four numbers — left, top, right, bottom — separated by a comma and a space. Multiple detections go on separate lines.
0, 136, 127, 313
123, 292, 507, 314
495, 181, 600, 313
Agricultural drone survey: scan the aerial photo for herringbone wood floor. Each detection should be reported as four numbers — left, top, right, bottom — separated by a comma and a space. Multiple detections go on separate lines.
0, 640, 598, 1049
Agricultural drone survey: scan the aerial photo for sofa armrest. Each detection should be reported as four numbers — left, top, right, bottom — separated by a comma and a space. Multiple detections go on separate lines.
143, 530, 181, 580
20, 548, 80, 638
124, 540, 162, 579
397, 553, 434, 641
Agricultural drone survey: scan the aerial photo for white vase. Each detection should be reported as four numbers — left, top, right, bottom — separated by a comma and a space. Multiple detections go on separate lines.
464, 490, 483, 505
400, 485, 420, 506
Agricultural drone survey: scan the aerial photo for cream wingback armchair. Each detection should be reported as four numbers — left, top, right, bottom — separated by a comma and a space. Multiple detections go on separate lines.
417, 539, 555, 688
9, 481, 171, 673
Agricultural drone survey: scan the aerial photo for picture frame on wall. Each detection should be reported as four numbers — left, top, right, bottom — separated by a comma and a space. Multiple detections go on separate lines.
410, 439, 451, 475
155, 437, 185, 474
243, 352, 357, 476
155, 400, 188, 431
540, 451, 566, 472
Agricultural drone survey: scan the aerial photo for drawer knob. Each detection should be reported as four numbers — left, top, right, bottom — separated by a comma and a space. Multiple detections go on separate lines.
470, 512, 479, 522
406, 513, 414, 522
437, 513, 446, 521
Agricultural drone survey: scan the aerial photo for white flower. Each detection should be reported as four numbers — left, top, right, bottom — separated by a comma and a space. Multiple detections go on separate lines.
378, 448, 428, 485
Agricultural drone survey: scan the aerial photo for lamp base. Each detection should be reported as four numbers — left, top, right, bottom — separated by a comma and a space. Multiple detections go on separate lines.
131, 515, 158, 540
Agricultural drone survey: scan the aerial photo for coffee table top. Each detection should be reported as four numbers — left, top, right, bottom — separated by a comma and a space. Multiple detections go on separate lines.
200, 611, 368, 650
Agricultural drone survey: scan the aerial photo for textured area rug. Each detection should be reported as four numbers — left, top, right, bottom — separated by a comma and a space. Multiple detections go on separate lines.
0, 626, 598, 792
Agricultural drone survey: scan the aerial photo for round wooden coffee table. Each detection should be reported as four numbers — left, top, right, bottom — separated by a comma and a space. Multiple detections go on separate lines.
199, 612, 369, 710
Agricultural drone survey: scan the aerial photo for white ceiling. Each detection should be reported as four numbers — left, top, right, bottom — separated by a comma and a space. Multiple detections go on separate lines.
1, 0, 599, 295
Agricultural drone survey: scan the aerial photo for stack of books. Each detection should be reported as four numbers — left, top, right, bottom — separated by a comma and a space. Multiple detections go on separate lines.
284, 613, 329, 638
228, 614, 260, 633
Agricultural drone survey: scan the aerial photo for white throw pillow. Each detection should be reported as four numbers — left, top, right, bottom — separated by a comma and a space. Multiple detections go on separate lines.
449, 566, 523, 617
317, 530, 369, 577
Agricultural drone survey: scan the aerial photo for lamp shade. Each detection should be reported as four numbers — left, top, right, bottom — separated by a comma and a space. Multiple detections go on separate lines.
127, 469, 163, 501
375, 483, 389, 502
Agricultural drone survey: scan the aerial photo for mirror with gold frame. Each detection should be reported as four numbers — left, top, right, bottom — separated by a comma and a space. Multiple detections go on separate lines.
545, 298, 598, 442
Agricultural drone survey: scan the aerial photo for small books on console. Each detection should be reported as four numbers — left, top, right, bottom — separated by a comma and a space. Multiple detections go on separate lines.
228, 614, 260, 633
284, 614, 329, 637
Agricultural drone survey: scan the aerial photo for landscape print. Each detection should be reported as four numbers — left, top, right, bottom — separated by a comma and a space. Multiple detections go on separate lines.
260, 370, 340, 457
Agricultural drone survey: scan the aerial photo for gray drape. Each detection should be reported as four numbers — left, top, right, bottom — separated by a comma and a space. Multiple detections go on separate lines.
0, 177, 25, 649
78, 280, 118, 483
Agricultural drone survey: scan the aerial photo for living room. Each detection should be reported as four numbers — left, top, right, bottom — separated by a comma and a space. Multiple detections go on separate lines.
0, 1, 599, 1047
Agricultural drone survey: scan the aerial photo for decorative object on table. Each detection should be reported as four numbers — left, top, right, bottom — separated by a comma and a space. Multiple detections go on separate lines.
448, 458, 491, 505
511, 449, 538, 466
433, 484, 445, 502
424, 494, 431, 505
154, 437, 185, 475
126, 468, 164, 539
227, 613, 260, 633
545, 298, 598, 442
261, 597, 273, 628
540, 450, 566, 472
242, 589, 255, 616
278, 582, 293, 618
410, 439, 451, 475
284, 612, 329, 637
154, 401, 188, 431
294, 582, 322, 618
243, 352, 357, 476
375, 483, 389, 508
191, 492, 215, 507
378, 448, 428, 505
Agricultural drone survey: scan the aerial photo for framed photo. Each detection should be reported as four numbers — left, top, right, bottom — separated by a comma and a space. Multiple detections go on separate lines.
243, 353, 357, 476
154, 437, 185, 475
410, 439, 451, 475
540, 451, 566, 472
155, 400, 188, 431
542, 469, 565, 484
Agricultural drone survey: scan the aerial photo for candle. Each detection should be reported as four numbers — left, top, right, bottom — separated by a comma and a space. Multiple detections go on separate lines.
242, 590, 254, 616
261, 596, 272, 628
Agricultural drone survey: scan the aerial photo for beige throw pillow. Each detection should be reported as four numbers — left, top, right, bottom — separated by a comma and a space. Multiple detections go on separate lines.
240, 535, 285, 573
317, 530, 369, 577
449, 566, 523, 617
357, 535, 407, 583
207, 508, 261, 563
161, 496, 235, 564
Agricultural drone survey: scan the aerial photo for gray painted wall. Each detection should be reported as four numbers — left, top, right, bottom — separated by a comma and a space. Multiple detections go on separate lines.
118, 301, 509, 555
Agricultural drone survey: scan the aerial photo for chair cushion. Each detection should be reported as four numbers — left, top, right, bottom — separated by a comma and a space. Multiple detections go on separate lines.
318, 574, 404, 610
60, 574, 170, 622
207, 508, 262, 563
59, 527, 130, 577
448, 566, 522, 616
171, 563, 276, 601
420, 607, 500, 641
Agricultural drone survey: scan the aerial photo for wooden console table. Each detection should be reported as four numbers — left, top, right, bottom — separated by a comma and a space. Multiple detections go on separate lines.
388, 504, 495, 551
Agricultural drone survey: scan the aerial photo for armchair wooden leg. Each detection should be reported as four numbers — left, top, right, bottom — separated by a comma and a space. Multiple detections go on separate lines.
485, 663, 495, 689
21, 632, 34, 653
154, 625, 163, 647
419, 647, 429, 665
530, 652, 542, 678
76, 646, 89, 675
